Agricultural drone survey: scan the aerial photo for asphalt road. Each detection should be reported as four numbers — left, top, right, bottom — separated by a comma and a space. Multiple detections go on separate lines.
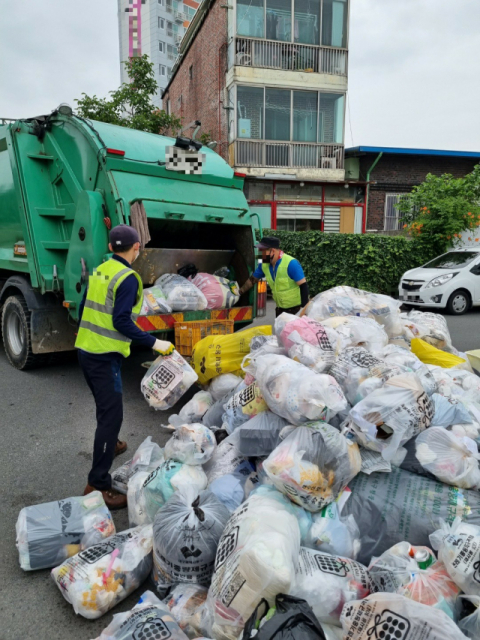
0, 304, 478, 639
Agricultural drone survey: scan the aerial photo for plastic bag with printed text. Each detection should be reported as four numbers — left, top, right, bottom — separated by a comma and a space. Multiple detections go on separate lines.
264, 422, 361, 513
93, 590, 189, 640
222, 382, 269, 434
321, 315, 389, 353
140, 284, 172, 315
277, 314, 339, 374
256, 354, 348, 425
16, 492, 115, 571
340, 593, 468, 640
379, 344, 437, 396
141, 351, 198, 410
304, 286, 403, 338
209, 373, 244, 401
164, 423, 216, 465
155, 273, 208, 311
189, 272, 240, 309
347, 372, 434, 460
112, 436, 164, 494
203, 429, 247, 486
152, 487, 230, 590
51, 525, 153, 619
191, 325, 272, 385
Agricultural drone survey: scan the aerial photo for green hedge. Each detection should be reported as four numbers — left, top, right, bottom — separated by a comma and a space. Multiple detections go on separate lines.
258, 231, 434, 297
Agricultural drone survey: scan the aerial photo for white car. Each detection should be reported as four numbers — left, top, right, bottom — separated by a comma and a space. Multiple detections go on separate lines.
399, 248, 480, 315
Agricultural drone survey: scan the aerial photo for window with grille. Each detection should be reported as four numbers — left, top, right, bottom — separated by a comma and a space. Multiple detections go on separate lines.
384, 193, 409, 231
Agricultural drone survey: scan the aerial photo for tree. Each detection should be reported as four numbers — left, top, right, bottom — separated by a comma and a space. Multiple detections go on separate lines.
75, 55, 181, 135
397, 165, 480, 256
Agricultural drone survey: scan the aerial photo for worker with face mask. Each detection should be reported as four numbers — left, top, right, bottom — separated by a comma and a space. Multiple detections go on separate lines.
75, 225, 173, 509
239, 236, 309, 317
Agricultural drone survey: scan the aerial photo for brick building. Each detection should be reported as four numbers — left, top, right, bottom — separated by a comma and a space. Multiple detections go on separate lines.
162, 0, 366, 234
345, 146, 480, 232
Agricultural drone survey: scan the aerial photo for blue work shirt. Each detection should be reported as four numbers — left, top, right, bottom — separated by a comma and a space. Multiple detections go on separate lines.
78, 254, 156, 353
253, 256, 305, 282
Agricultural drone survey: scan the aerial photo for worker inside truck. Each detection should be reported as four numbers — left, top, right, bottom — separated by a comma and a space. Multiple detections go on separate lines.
239, 236, 309, 317
75, 225, 173, 510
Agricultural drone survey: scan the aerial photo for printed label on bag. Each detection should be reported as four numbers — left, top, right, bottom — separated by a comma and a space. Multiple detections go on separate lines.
447, 533, 480, 583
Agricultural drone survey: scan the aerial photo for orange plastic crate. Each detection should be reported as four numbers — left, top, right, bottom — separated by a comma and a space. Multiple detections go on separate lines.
174, 319, 234, 357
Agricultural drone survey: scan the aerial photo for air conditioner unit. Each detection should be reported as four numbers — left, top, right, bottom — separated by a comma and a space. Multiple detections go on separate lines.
175, 34, 183, 44
174, 10, 187, 22
321, 157, 337, 169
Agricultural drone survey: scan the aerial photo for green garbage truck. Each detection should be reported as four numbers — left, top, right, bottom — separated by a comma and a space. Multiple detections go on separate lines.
0, 107, 261, 370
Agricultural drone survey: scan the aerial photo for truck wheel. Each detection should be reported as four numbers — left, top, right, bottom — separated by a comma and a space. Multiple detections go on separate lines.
446, 289, 471, 316
1, 295, 49, 370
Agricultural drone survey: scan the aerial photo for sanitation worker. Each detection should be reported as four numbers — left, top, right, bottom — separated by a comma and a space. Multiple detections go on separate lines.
239, 236, 309, 317
75, 224, 173, 509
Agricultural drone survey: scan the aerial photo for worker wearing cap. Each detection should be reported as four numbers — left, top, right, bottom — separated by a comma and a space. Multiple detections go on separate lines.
75, 225, 173, 510
239, 236, 309, 317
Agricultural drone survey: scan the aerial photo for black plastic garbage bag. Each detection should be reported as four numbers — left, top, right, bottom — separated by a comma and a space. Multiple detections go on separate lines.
241, 594, 326, 640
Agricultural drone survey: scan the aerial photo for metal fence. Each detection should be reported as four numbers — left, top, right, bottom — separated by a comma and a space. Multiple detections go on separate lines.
234, 38, 347, 76
233, 140, 344, 169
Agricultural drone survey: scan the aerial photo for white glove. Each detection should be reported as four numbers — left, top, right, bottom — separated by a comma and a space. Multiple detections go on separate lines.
153, 339, 175, 355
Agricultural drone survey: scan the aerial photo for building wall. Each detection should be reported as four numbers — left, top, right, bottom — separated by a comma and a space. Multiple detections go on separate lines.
163, 0, 229, 156
358, 154, 480, 231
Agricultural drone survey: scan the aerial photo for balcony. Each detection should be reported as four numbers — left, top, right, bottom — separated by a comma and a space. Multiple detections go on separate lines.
233, 37, 347, 76
231, 140, 344, 170
174, 10, 187, 22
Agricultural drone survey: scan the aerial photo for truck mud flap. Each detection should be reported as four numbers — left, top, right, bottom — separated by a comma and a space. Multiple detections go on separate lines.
31, 308, 76, 354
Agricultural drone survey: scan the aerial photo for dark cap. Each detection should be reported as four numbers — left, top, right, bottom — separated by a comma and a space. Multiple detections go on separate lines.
109, 224, 140, 249
255, 236, 280, 250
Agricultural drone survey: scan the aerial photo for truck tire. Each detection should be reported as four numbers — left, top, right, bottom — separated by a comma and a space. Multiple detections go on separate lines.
1, 295, 49, 370
446, 289, 471, 316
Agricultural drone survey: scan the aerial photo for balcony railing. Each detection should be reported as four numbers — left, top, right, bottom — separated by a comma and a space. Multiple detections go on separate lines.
233, 37, 347, 76
232, 140, 344, 169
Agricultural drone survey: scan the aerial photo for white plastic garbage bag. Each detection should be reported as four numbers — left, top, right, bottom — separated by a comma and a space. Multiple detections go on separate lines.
457, 595, 480, 639
202, 489, 301, 640
347, 372, 434, 460
152, 487, 230, 590
51, 525, 153, 619
93, 590, 189, 640
322, 316, 389, 353
368, 541, 460, 618
379, 344, 437, 396
164, 423, 216, 466
128, 470, 152, 528
278, 315, 339, 374
112, 436, 164, 494
155, 273, 208, 311
431, 393, 473, 427
203, 430, 247, 486
209, 374, 243, 401
340, 592, 468, 640
256, 354, 348, 425
305, 286, 403, 338
169, 390, 214, 427
16, 493, 115, 571
142, 351, 198, 411
251, 484, 313, 544
264, 422, 361, 512
415, 427, 480, 489
290, 547, 373, 626
209, 459, 255, 512
165, 584, 209, 639
430, 517, 480, 597
404, 310, 454, 352
237, 411, 289, 457
140, 285, 172, 315
222, 382, 269, 434
189, 272, 240, 310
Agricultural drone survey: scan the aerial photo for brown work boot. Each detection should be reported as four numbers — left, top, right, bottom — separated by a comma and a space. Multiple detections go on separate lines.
115, 440, 127, 457
84, 484, 127, 510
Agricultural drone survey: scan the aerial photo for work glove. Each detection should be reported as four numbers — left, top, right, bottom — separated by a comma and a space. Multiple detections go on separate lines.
153, 339, 175, 355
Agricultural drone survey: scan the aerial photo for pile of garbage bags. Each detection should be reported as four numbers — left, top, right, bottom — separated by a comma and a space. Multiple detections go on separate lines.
17, 285, 480, 639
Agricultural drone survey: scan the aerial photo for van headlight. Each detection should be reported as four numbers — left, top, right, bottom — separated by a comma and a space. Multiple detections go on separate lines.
425, 272, 457, 288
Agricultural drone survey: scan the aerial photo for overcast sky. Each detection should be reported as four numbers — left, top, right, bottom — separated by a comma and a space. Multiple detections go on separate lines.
1, 0, 479, 151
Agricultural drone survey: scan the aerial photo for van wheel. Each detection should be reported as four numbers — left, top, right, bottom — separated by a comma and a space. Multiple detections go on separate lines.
446, 289, 471, 315
1, 295, 49, 370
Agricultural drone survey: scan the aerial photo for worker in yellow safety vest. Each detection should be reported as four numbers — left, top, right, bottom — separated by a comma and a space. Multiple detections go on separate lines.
239, 236, 309, 317
75, 225, 173, 509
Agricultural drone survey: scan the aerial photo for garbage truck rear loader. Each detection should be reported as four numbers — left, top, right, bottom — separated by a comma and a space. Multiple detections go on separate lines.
0, 110, 259, 370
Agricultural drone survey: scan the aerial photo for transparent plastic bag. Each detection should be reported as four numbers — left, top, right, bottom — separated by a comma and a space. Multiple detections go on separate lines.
256, 354, 348, 426
431, 392, 474, 427
93, 589, 189, 640
340, 593, 468, 640
430, 517, 480, 596
379, 344, 438, 396
155, 273, 207, 311
165, 584, 209, 639
16, 492, 115, 571
152, 487, 230, 589
237, 411, 289, 457
347, 372, 434, 460
415, 427, 480, 489
169, 390, 214, 427
457, 595, 480, 639
321, 316, 389, 353
278, 315, 339, 374
190, 272, 240, 310
203, 430, 247, 485
305, 286, 403, 338
264, 422, 361, 512
251, 484, 313, 544
140, 284, 172, 315
51, 525, 153, 619
141, 351, 198, 411
202, 489, 301, 640
405, 310, 454, 352
112, 436, 164, 494
164, 423, 217, 465
222, 382, 269, 434
290, 547, 372, 626
368, 541, 460, 618
209, 374, 244, 401
209, 461, 255, 512
304, 495, 361, 560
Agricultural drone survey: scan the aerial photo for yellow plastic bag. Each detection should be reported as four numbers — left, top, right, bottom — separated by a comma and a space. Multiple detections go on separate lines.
191, 325, 272, 384
411, 338, 466, 369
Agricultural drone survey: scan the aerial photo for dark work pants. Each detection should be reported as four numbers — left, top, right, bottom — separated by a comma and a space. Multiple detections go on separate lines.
78, 350, 124, 490
275, 305, 302, 317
